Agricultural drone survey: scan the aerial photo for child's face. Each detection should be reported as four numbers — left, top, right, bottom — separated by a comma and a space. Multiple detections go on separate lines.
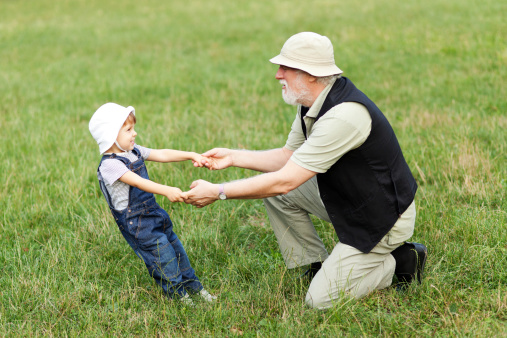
116, 120, 137, 152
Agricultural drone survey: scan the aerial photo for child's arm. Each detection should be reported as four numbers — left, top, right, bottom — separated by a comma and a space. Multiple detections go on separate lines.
119, 171, 185, 202
147, 149, 206, 167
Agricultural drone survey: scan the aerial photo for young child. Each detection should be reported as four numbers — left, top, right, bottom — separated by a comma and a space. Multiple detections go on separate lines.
89, 102, 215, 305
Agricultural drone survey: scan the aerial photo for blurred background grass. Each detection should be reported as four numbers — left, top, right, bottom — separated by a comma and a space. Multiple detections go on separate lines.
0, 0, 505, 335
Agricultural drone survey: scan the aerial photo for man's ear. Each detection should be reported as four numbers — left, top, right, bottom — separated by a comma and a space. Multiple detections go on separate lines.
307, 75, 318, 83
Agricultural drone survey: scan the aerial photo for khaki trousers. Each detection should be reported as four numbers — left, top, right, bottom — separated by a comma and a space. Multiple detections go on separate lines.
263, 177, 416, 309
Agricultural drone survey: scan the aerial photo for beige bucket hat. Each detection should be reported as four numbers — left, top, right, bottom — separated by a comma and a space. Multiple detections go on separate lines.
269, 32, 343, 77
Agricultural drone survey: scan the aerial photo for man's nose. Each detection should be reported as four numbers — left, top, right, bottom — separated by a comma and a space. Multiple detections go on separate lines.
275, 66, 284, 79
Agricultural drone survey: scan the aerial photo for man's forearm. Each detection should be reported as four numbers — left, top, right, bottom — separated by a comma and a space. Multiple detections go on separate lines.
185, 159, 316, 208
231, 147, 293, 173
224, 171, 295, 199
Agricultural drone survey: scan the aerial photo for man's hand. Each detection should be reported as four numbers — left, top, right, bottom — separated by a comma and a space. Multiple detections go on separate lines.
200, 148, 234, 170
182, 180, 219, 208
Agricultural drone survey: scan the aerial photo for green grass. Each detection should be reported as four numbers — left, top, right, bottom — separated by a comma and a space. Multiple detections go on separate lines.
1, 0, 506, 336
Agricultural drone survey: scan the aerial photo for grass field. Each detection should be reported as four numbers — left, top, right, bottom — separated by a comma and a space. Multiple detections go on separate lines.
1, 0, 506, 336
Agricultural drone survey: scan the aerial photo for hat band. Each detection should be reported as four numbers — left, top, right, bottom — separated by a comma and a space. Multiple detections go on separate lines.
280, 51, 336, 66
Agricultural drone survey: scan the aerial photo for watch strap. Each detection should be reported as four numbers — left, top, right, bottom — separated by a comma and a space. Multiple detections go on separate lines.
218, 184, 227, 200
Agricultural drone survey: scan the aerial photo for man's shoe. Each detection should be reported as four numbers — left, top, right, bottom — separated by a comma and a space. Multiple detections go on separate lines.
301, 262, 322, 281
391, 242, 427, 286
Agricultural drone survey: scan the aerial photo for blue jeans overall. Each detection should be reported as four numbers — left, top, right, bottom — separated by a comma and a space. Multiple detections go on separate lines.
97, 148, 202, 297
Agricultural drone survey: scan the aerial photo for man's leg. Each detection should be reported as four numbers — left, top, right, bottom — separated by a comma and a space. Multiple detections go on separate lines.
263, 177, 331, 269
305, 240, 396, 309
305, 203, 417, 309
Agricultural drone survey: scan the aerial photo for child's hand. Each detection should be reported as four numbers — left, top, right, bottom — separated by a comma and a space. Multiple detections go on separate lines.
191, 153, 207, 168
199, 156, 219, 170
165, 187, 185, 203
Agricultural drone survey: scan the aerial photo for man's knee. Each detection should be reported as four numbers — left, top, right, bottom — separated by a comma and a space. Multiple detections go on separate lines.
305, 272, 337, 310
305, 291, 329, 309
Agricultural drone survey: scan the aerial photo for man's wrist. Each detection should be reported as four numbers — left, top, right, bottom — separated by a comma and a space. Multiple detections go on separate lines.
229, 149, 236, 167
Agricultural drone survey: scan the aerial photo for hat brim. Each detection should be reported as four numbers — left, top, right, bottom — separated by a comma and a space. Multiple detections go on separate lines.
269, 54, 343, 77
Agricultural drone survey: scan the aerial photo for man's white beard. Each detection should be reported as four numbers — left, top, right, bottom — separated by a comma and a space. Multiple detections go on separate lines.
280, 76, 311, 106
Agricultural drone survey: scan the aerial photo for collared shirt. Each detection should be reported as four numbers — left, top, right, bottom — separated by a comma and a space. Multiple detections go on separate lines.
284, 78, 372, 173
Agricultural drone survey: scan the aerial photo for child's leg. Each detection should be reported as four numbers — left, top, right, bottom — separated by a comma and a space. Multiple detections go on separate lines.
126, 231, 187, 297
165, 229, 203, 294
120, 211, 190, 298
142, 208, 203, 295
143, 237, 188, 297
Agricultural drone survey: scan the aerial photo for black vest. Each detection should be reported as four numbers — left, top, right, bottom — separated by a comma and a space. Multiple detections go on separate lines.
301, 77, 417, 253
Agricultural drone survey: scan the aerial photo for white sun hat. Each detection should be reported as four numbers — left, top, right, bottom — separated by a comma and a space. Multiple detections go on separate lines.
269, 32, 343, 77
89, 102, 135, 154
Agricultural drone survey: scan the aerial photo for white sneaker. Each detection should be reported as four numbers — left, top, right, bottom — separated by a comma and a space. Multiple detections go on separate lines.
180, 293, 195, 306
199, 289, 217, 302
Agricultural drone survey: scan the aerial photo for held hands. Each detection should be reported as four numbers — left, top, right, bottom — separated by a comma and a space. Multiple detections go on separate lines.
185, 148, 232, 207
191, 152, 207, 168
164, 186, 186, 203
199, 148, 233, 170
181, 180, 218, 208
173, 148, 233, 206
167, 180, 218, 207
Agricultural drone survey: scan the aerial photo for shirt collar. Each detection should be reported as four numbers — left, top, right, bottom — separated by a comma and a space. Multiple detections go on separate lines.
299, 77, 338, 118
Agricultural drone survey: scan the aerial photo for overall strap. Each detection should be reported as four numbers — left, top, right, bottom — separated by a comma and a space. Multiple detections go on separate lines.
101, 147, 142, 169
107, 153, 132, 166
131, 146, 142, 158
122, 147, 142, 169
96, 153, 133, 209
97, 174, 114, 208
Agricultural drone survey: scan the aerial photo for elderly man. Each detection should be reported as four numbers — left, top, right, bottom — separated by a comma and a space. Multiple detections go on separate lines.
185, 32, 427, 309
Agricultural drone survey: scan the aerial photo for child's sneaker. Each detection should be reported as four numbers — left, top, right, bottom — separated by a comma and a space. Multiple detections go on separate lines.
180, 293, 195, 306
199, 289, 217, 302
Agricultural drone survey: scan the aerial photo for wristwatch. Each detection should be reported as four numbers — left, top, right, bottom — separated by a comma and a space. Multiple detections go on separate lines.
218, 184, 227, 200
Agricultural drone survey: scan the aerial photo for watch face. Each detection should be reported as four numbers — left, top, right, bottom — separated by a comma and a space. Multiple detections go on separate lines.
219, 193, 227, 200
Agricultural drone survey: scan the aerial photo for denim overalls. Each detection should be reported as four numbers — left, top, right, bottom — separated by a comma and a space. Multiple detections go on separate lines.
97, 147, 203, 297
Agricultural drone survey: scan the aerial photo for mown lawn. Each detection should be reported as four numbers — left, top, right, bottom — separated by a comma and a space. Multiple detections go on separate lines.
0, 0, 505, 336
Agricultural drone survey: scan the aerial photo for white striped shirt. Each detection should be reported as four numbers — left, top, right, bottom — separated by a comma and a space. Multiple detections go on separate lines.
98, 144, 152, 210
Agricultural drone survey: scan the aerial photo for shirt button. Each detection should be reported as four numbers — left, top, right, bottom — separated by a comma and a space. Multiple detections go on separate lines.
130, 221, 133, 225
128, 209, 131, 212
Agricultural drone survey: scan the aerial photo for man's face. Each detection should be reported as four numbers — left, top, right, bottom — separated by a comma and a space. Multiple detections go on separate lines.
275, 66, 311, 106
